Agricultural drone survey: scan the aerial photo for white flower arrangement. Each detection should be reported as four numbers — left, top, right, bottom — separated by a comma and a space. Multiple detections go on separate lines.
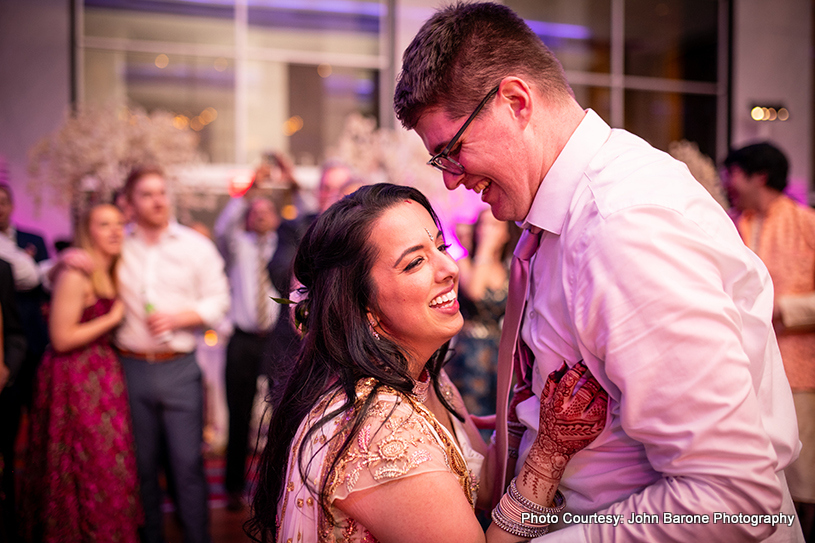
27, 102, 201, 215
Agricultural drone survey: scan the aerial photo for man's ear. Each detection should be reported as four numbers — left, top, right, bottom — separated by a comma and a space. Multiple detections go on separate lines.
747, 171, 769, 188
496, 77, 534, 128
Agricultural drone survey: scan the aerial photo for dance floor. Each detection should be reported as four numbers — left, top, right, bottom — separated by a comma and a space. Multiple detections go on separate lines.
163, 454, 257, 543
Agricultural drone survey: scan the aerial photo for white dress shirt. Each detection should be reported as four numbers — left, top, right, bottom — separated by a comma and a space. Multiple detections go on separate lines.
116, 221, 230, 354
516, 110, 801, 541
213, 197, 280, 333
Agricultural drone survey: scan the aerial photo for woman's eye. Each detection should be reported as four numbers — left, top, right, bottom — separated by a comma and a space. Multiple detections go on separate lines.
438, 243, 451, 253
405, 257, 424, 271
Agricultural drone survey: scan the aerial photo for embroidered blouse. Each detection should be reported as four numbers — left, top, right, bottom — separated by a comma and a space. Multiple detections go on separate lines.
277, 376, 478, 543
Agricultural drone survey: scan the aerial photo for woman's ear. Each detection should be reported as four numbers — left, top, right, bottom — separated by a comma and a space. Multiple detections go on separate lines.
366, 311, 381, 340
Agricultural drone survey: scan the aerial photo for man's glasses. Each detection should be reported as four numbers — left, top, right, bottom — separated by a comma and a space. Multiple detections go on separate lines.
427, 85, 500, 175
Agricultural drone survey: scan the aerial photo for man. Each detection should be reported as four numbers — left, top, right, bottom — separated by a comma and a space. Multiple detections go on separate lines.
265, 160, 352, 392
0, 184, 45, 543
395, 3, 801, 541
213, 185, 280, 511
725, 142, 815, 540
116, 166, 229, 543
0, 257, 27, 543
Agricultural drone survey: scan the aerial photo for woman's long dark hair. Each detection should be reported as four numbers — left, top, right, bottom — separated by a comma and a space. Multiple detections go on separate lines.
247, 183, 462, 542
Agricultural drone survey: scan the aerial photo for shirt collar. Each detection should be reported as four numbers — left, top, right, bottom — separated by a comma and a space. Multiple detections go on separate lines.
520, 109, 611, 235
130, 220, 181, 241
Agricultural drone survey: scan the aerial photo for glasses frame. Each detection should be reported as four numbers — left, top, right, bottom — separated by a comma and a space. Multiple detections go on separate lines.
427, 85, 500, 175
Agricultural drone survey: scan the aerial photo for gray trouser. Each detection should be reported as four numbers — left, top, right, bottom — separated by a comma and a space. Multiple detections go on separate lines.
120, 352, 211, 543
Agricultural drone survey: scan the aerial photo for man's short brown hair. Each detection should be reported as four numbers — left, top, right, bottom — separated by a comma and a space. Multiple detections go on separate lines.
123, 165, 165, 201
394, 1, 573, 129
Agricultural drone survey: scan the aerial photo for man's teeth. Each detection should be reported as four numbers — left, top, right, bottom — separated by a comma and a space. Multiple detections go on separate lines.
473, 180, 491, 194
430, 291, 457, 307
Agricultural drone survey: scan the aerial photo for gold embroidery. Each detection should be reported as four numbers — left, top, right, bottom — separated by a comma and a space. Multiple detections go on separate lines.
342, 410, 433, 492
282, 378, 474, 542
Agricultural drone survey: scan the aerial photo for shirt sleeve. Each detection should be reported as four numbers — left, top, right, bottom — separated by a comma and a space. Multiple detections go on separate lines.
331, 395, 460, 503
0, 235, 40, 291
212, 197, 247, 264
192, 235, 230, 327
552, 205, 790, 542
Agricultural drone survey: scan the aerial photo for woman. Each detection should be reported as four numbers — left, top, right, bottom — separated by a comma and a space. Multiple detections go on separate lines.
249, 184, 607, 542
24, 204, 141, 542
448, 209, 518, 417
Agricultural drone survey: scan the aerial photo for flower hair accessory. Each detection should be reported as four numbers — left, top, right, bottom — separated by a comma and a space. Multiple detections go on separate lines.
271, 285, 310, 336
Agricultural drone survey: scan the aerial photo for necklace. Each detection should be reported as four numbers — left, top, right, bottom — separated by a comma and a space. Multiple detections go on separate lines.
413, 368, 430, 403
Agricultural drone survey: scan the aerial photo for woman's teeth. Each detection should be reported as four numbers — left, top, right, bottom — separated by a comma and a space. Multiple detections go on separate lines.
429, 290, 457, 307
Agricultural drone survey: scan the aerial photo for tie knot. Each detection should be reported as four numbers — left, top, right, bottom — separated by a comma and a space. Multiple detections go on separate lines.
514, 229, 541, 261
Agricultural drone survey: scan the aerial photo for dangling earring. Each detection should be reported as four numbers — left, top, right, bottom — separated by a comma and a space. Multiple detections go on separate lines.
369, 321, 380, 340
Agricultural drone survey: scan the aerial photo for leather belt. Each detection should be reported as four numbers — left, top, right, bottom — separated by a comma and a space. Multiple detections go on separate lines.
117, 348, 190, 363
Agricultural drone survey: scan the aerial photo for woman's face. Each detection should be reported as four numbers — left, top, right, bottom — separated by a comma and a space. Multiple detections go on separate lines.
367, 201, 463, 367
89, 205, 125, 258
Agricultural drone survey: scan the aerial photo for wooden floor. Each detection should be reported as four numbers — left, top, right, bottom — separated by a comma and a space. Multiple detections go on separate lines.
165, 506, 254, 543
163, 454, 258, 543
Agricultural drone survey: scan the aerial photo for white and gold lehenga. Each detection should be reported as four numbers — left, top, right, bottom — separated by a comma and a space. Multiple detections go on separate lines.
277, 375, 482, 543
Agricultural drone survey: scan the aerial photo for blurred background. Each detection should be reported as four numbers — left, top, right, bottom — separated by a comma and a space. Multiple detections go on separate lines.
0, 2, 811, 538
0, 0, 811, 248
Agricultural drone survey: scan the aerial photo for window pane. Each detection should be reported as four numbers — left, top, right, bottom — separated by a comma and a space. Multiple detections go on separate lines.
84, 3, 235, 47
625, 0, 718, 81
572, 85, 611, 124
504, 0, 611, 73
625, 90, 717, 158
84, 49, 236, 162
248, 1, 381, 54
287, 64, 379, 166
246, 60, 289, 165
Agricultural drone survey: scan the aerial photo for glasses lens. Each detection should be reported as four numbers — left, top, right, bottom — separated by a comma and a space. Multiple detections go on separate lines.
430, 156, 464, 175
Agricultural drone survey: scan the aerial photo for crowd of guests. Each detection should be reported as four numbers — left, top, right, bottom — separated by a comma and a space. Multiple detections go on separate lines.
0, 156, 372, 542
0, 3, 812, 543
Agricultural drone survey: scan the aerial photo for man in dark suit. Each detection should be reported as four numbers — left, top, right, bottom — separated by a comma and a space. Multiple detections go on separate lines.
0, 183, 49, 381
0, 184, 48, 543
0, 257, 28, 543
265, 161, 352, 395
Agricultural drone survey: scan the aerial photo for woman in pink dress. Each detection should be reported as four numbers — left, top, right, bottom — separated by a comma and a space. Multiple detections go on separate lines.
24, 203, 141, 542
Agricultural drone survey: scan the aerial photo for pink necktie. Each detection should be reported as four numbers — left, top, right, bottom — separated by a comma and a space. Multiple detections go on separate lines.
492, 227, 541, 507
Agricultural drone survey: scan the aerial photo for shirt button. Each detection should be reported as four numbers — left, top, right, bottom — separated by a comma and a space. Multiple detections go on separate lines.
529, 310, 536, 319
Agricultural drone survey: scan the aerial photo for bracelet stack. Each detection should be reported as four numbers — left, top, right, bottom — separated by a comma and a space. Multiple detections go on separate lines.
491, 477, 566, 539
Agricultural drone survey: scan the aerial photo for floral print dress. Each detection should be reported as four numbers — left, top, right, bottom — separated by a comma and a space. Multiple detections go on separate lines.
277, 376, 481, 543
23, 298, 142, 542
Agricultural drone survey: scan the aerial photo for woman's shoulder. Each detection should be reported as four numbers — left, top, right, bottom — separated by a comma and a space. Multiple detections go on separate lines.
329, 380, 459, 501
52, 265, 92, 292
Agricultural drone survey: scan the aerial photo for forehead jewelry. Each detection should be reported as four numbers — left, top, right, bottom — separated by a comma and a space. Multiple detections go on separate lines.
423, 228, 434, 242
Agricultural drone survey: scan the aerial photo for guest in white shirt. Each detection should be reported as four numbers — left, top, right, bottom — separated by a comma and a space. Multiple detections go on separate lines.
213, 184, 280, 511
116, 165, 229, 543
395, 3, 803, 542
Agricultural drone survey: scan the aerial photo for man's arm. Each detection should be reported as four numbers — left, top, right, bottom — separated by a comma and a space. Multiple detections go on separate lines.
776, 293, 815, 332
545, 206, 793, 542
213, 196, 248, 264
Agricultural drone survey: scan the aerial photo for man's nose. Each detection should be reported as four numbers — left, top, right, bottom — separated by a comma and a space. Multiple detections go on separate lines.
442, 169, 464, 191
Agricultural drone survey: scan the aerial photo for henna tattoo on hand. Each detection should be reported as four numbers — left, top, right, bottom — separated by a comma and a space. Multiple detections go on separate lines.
525, 361, 608, 487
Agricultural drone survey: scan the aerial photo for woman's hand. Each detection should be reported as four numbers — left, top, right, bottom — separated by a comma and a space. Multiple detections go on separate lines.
109, 299, 126, 325
520, 361, 608, 501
